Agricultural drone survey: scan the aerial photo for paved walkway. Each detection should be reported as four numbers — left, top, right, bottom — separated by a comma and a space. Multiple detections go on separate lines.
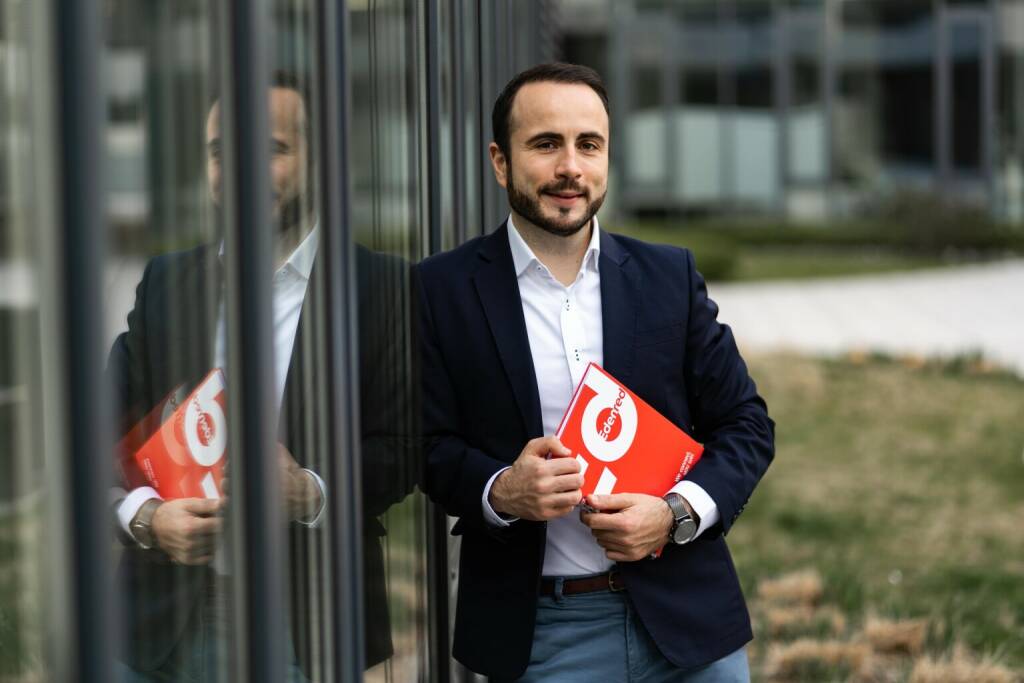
5, 257, 1023, 376
708, 259, 1024, 377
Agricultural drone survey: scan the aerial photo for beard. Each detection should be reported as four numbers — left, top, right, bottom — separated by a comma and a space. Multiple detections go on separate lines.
213, 190, 311, 236
506, 166, 605, 238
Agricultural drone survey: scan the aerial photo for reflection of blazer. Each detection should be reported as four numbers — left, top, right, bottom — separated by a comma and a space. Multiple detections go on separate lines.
418, 223, 775, 679
108, 242, 418, 674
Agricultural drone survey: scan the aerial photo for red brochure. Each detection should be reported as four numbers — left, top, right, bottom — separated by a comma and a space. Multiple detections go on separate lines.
117, 369, 227, 500
555, 363, 703, 498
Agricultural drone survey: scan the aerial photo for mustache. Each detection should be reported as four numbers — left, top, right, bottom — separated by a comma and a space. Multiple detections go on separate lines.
540, 179, 587, 196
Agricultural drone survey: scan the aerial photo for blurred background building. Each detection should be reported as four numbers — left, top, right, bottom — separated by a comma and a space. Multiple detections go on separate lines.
558, 0, 1024, 223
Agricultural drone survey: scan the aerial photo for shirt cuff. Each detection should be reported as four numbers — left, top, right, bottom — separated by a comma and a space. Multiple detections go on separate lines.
482, 466, 518, 527
117, 487, 163, 541
297, 468, 327, 528
669, 480, 719, 540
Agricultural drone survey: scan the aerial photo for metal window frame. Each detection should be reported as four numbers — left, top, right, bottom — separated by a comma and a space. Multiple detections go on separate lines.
213, 1, 288, 681
314, 1, 365, 679
46, 0, 114, 679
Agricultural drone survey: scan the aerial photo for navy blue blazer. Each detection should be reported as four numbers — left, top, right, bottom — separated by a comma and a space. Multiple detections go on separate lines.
417, 222, 775, 679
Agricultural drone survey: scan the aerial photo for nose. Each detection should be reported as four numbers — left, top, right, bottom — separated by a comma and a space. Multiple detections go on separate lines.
555, 147, 582, 179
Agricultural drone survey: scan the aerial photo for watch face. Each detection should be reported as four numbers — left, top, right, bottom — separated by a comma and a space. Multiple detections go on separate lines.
673, 519, 697, 544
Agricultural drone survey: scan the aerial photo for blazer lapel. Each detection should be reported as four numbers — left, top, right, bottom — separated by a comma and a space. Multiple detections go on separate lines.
472, 224, 543, 438
599, 231, 639, 389
155, 245, 219, 397
278, 258, 320, 452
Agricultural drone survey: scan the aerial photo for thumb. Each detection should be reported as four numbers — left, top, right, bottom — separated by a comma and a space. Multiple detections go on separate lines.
586, 493, 637, 511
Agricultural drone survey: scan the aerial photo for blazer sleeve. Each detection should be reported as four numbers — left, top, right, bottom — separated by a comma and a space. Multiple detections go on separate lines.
678, 248, 775, 537
417, 268, 510, 532
107, 258, 156, 439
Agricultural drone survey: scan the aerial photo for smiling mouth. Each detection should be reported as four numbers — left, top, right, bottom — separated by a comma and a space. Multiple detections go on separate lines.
545, 192, 584, 205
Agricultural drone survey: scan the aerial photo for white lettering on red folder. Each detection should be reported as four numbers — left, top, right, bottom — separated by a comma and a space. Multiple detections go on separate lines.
556, 363, 703, 498
118, 369, 227, 499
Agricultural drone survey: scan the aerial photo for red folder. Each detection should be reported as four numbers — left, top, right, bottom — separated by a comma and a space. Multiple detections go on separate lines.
555, 363, 703, 498
117, 369, 227, 500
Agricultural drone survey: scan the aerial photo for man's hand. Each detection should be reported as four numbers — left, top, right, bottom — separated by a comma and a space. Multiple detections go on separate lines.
150, 498, 224, 565
580, 493, 673, 562
277, 444, 323, 522
489, 436, 582, 521
222, 444, 323, 522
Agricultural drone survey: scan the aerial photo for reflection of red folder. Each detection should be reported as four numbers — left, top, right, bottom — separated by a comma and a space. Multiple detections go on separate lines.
117, 369, 227, 500
556, 363, 703, 498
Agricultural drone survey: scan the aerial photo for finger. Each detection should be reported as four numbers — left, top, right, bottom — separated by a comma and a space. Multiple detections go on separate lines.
543, 457, 582, 476
185, 541, 218, 560
605, 550, 635, 563
526, 435, 570, 459
581, 511, 625, 531
585, 493, 638, 512
545, 472, 584, 493
190, 516, 224, 536
183, 498, 222, 516
183, 553, 214, 566
594, 538, 630, 554
547, 490, 583, 510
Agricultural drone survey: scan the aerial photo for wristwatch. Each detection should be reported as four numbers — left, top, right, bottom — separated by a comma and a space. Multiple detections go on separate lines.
129, 499, 163, 550
663, 493, 698, 545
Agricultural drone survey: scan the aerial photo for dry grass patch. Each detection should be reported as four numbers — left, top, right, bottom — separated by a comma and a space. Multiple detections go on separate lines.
909, 645, 1019, 683
862, 616, 928, 656
757, 569, 824, 607
764, 638, 873, 681
763, 604, 848, 639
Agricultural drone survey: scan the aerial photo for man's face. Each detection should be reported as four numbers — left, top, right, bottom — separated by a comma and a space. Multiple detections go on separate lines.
490, 81, 609, 237
205, 87, 311, 231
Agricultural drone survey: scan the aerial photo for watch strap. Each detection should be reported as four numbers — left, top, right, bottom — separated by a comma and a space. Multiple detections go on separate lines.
130, 498, 162, 549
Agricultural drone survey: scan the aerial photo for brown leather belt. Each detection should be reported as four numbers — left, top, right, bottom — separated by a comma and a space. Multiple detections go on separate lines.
539, 571, 625, 596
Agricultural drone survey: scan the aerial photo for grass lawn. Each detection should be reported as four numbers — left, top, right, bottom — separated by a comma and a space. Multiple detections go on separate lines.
615, 224, 987, 284
733, 353, 1024, 681
730, 248, 950, 282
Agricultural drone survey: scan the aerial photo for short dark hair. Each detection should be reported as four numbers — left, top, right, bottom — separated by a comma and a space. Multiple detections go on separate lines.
491, 62, 610, 156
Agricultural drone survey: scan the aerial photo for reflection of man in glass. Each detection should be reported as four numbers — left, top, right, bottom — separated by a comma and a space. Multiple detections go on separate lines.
110, 72, 415, 681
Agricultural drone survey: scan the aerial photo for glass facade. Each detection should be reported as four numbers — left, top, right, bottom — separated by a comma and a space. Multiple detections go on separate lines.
570, 0, 1019, 221
0, 0, 550, 681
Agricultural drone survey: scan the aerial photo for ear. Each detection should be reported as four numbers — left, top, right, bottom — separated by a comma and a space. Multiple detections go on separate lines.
488, 142, 508, 189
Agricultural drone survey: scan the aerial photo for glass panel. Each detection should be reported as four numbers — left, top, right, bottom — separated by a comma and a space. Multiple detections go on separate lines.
0, 1, 48, 679
103, 3, 236, 680
785, 1, 826, 183
951, 20, 984, 172
732, 1, 777, 204
105, 1, 333, 679
349, 1, 430, 681
678, 1, 723, 204
997, 0, 1024, 220
837, 0, 935, 184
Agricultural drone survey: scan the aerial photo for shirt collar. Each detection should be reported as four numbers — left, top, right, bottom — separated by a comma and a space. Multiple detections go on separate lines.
217, 220, 320, 281
507, 214, 602, 279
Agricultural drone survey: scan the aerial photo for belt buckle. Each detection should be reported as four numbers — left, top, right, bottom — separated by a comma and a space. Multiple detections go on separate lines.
608, 571, 624, 592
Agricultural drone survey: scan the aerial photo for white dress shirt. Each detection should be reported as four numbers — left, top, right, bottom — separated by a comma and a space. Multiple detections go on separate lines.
117, 224, 327, 551
481, 216, 720, 577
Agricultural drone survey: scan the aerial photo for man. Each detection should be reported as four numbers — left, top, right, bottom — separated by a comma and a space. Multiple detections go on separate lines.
418, 63, 774, 681
109, 72, 416, 680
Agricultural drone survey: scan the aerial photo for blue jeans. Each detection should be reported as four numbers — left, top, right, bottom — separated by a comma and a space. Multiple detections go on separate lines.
511, 580, 750, 683
115, 580, 309, 683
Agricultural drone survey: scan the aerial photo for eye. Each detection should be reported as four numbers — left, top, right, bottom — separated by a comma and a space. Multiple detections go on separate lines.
580, 140, 600, 152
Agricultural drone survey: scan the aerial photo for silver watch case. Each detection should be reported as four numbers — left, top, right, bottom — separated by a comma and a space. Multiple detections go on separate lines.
665, 493, 697, 545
